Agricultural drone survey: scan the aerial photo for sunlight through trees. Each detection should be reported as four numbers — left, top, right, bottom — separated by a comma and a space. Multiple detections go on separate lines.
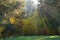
0, 0, 60, 37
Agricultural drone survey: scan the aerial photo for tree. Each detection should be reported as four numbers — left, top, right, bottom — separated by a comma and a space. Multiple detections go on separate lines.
37, 0, 60, 35
0, 0, 25, 37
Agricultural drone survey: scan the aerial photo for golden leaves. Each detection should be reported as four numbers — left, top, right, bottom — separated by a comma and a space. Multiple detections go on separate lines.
22, 19, 30, 25
9, 16, 16, 24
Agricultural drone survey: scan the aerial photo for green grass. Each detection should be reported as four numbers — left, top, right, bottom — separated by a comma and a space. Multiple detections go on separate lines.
0, 36, 60, 40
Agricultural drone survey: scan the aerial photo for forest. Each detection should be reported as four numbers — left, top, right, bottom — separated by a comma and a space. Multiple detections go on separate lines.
0, 0, 60, 38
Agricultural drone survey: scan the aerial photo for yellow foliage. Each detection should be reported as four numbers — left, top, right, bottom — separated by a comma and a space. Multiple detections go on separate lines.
9, 16, 16, 24
0, 26, 5, 33
32, 11, 38, 18
22, 18, 32, 25
22, 19, 29, 25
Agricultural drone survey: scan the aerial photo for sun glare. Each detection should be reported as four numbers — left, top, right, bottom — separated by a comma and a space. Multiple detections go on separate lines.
31, 0, 38, 5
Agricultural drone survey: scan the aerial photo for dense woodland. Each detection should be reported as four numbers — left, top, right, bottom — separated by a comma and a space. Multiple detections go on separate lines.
0, 0, 60, 37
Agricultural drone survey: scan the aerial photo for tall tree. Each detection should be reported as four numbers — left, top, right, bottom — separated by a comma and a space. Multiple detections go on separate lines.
0, 0, 25, 37
37, 0, 60, 35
